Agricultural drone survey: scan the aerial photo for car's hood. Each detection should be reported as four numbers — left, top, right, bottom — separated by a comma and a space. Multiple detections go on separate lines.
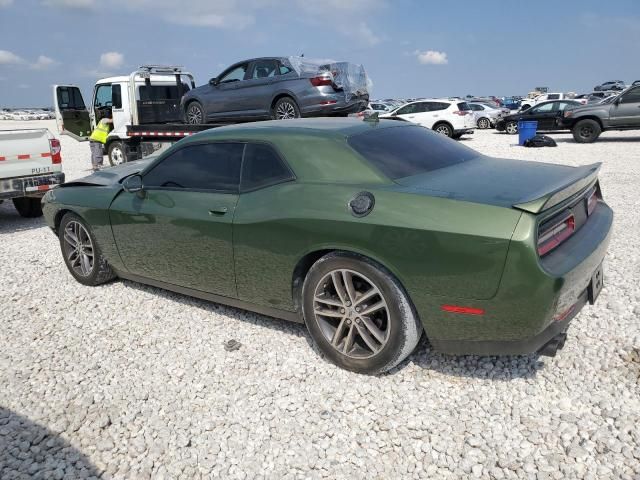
61, 159, 153, 188
393, 156, 600, 213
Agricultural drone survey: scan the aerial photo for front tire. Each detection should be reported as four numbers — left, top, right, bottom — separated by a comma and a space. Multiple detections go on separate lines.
433, 123, 453, 137
107, 141, 127, 166
302, 252, 422, 374
185, 101, 206, 125
58, 213, 116, 286
12, 197, 43, 218
272, 97, 300, 120
572, 119, 601, 143
505, 121, 518, 135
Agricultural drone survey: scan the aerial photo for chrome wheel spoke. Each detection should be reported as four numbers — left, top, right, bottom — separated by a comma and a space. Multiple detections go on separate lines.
313, 268, 390, 359
63, 221, 95, 278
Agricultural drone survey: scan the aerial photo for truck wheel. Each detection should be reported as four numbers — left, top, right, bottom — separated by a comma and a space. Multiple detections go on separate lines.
186, 101, 206, 125
272, 97, 300, 120
572, 119, 601, 143
12, 197, 43, 218
107, 141, 127, 166
58, 212, 116, 286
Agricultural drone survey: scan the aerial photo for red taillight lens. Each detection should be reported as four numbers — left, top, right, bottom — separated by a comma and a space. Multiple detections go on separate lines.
309, 73, 333, 87
587, 188, 599, 216
538, 213, 575, 256
452, 110, 470, 116
49, 138, 62, 164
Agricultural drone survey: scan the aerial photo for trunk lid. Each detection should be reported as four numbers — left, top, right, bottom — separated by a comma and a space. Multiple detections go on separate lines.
394, 156, 601, 214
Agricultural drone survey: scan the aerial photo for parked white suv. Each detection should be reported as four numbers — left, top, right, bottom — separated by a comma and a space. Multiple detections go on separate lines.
381, 99, 474, 138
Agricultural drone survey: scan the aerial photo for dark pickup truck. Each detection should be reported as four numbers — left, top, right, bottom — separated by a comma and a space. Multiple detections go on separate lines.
559, 85, 640, 142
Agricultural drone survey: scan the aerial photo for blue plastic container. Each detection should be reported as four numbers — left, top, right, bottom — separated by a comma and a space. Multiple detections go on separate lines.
518, 120, 538, 146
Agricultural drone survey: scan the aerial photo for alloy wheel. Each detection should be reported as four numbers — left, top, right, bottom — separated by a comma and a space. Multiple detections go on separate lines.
312, 269, 390, 359
276, 101, 297, 120
63, 221, 94, 277
187, 104, 203, 124
505, 122, 518, 134
579, 125, 594, 139
478, 118, 490, 129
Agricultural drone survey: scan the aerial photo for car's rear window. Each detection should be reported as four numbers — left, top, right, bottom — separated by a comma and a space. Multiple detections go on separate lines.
457, 102, 471, 111
348, 125, 479, 180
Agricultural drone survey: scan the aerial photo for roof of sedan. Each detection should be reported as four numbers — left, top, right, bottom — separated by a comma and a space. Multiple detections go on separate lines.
191, 118, 405, 140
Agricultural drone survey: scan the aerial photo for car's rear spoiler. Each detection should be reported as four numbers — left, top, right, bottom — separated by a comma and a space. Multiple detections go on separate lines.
513, 163, 601, 214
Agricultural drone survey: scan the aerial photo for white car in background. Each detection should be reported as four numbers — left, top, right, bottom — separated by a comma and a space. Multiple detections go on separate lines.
381, 99, 475, 138
468, 102, 507, 129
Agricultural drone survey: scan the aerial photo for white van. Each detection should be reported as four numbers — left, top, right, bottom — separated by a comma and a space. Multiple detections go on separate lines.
53, 66, 197, 165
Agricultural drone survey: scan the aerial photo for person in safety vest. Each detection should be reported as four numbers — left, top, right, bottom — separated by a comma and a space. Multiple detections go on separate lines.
88, 112, 113, 171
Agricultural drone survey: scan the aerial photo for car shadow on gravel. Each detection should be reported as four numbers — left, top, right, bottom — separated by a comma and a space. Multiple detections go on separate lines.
0, 203, 46, 234
118, 280, 544, 379
389, 336, 545, 380
0, 406, 102, 479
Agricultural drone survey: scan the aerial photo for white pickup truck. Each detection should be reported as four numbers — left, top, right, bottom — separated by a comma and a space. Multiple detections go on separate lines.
0, 129, 64, 217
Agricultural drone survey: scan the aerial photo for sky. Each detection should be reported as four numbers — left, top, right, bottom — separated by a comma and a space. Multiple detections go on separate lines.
0, 0, 639, 107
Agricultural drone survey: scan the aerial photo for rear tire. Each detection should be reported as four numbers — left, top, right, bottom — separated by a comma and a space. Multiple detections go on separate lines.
272, 97, 300, 120
12, 197, 43, 218
433, 122, 453, 137
477, 117, 491, 129
185, 101, 206, 125
107, 141, 127, 166
505, 121, 518, 135
302, 252, 422, 374
58, 212, 116, 286
572, 119, 601, 143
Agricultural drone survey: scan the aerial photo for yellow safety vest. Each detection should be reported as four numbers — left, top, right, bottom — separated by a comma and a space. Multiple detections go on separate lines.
89, 119, 112, 143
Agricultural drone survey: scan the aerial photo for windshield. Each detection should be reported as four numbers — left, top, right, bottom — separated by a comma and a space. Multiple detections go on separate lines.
348, 125, 479, 180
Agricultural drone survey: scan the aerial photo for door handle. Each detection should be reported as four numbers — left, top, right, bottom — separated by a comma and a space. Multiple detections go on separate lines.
209, 207, 228, 215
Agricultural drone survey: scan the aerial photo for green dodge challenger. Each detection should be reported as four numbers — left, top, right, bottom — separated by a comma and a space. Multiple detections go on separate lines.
43, 119, 613, 374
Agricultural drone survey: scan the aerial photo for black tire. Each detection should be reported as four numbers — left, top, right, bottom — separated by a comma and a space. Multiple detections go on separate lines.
185, 101, 206, 125
272, 97, 301, 120
12, 197, 43, 218
107, 141, 127, 166
572, 119, 601, 143
302, 252, 422, 374
58, 213, 116, 286
477, 117, 491, 129
505, 121, 518, 135
433, 122, 453, 137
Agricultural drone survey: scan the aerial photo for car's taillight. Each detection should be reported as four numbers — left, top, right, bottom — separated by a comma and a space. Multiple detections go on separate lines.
49, 138, 61, 164
453, 110, 471, 116
538, 213, 575, 256
564, 111, 573, 118
309, 73, 333, 87
587, 187, 599, 216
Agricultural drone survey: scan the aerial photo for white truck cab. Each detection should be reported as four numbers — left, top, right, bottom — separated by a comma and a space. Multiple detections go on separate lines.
54, 66, 196, 165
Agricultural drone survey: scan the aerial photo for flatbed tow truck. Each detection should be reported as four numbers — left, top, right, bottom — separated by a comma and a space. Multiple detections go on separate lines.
54, 65, 224, 165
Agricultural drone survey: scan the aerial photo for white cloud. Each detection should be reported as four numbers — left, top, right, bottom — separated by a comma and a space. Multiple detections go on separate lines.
0, 49, 25, 65
415, 50, 448, 65
31, 55, 57, 70
99, 51, 124, 70
41, 0, 96, 8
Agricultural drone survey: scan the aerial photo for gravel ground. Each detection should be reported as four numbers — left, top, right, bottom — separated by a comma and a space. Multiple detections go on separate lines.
1, 120, 639, 479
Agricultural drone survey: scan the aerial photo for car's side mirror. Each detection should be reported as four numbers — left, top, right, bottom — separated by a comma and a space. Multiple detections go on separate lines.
123, 174, 144, 195
209, 77, 219, 86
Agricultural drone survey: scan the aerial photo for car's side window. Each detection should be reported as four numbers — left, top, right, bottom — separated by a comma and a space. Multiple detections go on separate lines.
250, 60, 278, 79
279, 64, 293, 75
397, 104, 418, 115
219, 64, 249, 84
531, 103, 555, 114
431, 102, 448, 111
143, 143, 244, 192
620, 88, 640, 104
241, 143, 294, 192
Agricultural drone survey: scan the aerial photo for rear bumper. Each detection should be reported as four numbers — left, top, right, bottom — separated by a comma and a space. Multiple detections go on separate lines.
301, 95, 369, 117
454, 128, 474, 135
423, 203, 613, 356
0, 172, 65, 200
